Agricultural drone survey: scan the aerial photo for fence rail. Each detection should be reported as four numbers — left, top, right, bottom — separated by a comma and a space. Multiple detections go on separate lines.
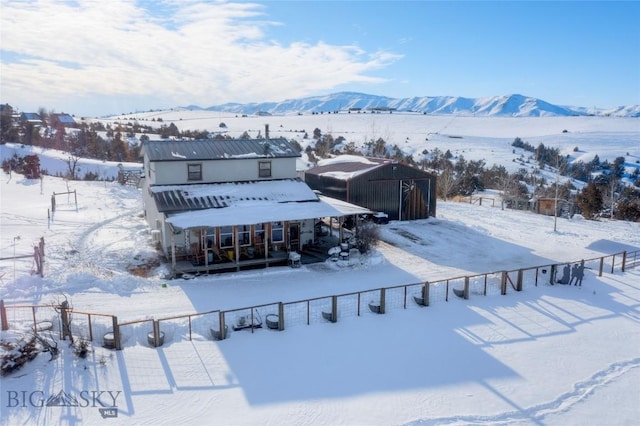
2, 249, 639, 350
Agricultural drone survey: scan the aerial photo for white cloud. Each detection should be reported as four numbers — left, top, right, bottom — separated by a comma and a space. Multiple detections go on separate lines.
0, 0, 400, 114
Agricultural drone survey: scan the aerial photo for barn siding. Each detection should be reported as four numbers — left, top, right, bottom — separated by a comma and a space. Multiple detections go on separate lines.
306, 162, 436, 221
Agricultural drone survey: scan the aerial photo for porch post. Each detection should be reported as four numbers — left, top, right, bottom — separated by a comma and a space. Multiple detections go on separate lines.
233, 225, 239, 268
170, 225, 176, 269
264, 223, 270, 261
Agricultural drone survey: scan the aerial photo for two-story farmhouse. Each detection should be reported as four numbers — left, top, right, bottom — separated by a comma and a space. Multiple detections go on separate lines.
141, 137, 371, 276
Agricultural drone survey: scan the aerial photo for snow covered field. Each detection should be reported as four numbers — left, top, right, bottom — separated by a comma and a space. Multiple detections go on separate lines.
1, 115, 639, 425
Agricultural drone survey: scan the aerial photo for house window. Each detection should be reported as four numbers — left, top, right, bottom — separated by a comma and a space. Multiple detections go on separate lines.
220, 226, 234, 248
271, 221, 284, 243
259, 161, 272, 178
188, 163, 202, 181
254, 224, 265, 239
202, 227, 216, 248
238, 225, 251, 246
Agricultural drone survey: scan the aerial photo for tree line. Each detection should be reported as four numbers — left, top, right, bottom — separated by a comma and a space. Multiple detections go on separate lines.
2, 105, 638, 221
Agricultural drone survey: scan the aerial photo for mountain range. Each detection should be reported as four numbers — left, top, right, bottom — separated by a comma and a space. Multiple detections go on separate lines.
183, 92, 640, 118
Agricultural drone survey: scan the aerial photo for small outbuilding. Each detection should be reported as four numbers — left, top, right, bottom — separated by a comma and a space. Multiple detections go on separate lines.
304, 155, 437, 221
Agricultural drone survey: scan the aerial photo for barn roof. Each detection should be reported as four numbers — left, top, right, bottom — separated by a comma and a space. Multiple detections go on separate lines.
141, 138, 300, 162
304, 156, 391, 180
306, 155, 437, 182
21, 112, 43, 123
54, 114, 76, 125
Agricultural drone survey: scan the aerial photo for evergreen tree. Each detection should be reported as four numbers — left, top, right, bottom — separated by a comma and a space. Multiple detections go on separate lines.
576, 182, 603, 220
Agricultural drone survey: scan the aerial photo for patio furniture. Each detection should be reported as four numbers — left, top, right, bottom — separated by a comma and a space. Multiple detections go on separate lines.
288, 251, 301, 268
232, 313, 262, 331
328, 246, 341, 261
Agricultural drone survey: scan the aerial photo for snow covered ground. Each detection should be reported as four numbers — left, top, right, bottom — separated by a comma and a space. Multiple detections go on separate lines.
1, 169, 639, 425
1, 115, 639, 425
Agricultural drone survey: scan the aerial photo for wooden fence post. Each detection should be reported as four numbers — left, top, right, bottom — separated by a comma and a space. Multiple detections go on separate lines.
379, 288, 386, 314
622, 251, 627, 273
463, 276, 470, 300
599, 258, 604, 277
152, 320, 161, 347
423, 282, 430, 306
0, 300, 8, 331
501, 271, 508, 295
219, 311, 226, 340
610, 255, 615, 274
112, 316, 121, 350
331, 295, 338, 322
60, 300, 72, 341
278, 302, 284, 331
516, 269, 523, 291
87, 314, 93, 342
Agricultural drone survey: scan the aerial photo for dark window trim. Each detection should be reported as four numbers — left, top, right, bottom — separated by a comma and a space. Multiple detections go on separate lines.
187, 163, 202, 181
259, 161, 272, 178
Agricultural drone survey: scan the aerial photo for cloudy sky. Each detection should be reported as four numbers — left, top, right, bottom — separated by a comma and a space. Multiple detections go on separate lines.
1, 0, 639, 117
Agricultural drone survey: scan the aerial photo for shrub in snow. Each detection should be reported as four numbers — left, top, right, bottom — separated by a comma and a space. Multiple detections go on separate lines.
0, 334, 39, 376
356, 223, 380, 254
72, 338, 91, 359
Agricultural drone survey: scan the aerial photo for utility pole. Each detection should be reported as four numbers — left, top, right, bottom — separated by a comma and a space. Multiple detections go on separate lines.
554, 157, 559, 232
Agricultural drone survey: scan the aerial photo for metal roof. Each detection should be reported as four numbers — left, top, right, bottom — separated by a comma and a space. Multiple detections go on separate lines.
157, 179, 372, 229
142, 138, 300, 162
304, 157, 390, 180
152, 178, 316, 214
54, 114, 76, 124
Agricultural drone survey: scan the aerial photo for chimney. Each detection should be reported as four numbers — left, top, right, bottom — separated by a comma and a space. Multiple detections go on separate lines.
265, 124, 269, 140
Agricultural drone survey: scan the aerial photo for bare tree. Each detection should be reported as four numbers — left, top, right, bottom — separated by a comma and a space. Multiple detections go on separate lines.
438, 166, 456, 201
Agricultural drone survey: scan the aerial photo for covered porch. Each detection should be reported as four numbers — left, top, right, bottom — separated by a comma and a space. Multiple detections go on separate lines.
163, 194, 371, 277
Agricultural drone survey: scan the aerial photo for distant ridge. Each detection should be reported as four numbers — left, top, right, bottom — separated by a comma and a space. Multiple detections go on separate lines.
182, 92, 640, 118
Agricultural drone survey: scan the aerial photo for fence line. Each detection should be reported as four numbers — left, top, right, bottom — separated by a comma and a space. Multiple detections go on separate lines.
2, 249, 639, 350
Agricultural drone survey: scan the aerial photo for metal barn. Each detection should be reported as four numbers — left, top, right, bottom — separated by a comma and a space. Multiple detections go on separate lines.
304, 157, 437, 221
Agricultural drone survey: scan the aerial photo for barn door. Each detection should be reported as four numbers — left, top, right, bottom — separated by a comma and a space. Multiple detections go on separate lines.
401, 179, 429, 220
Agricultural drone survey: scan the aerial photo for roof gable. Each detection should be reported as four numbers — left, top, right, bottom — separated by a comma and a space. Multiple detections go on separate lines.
142, 138, 300, 162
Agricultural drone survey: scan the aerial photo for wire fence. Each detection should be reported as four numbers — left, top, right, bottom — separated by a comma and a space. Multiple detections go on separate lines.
2, 249, 639, 350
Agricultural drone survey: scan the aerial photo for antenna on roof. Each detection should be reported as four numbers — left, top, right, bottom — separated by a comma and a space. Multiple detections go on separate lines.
265, 124, 269, 140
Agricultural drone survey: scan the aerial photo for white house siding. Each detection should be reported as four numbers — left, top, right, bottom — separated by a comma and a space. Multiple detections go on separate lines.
148, 157, 297, 186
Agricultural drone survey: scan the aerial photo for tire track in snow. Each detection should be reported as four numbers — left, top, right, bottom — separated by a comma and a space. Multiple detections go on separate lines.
50, 207, 143, 280
405, 357, 640, 425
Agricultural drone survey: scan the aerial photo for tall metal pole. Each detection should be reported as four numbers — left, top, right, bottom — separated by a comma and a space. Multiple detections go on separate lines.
554, 158, 559, 232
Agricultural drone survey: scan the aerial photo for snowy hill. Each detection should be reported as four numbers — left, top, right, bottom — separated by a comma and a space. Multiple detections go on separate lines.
1, 168, 639, 425
186, 92, 640, 117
